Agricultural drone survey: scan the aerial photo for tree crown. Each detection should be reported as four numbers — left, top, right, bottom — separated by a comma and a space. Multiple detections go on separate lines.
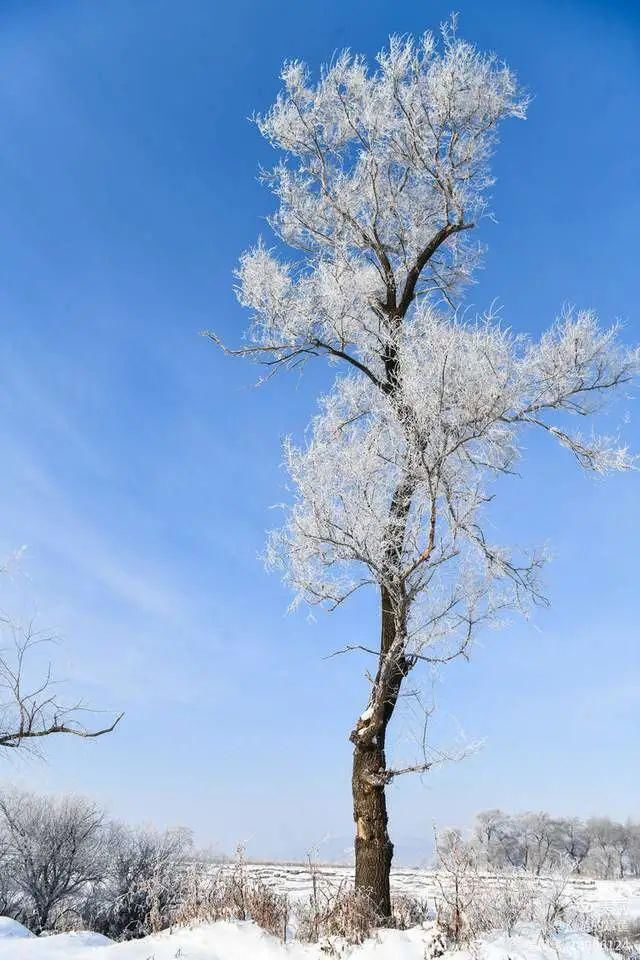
219, 24, 637, 668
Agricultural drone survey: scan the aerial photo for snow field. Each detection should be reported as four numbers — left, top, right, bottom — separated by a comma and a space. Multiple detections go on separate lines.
0, 917, 627, 960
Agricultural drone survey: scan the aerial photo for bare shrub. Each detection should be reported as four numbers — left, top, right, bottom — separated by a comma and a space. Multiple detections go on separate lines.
538, 874, 579, 941
172, 849, 289, 942
432, 828, 582, 944
295, 885, 380, 946
246, 880, 290, 940
478, 873, 537, 936
434, 829, 482, 943
81, 823, 192, 939
391, 893, 433, 929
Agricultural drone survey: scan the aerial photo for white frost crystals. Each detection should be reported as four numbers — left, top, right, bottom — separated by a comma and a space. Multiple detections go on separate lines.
265, 303, 637, 666
234, 26, 528, 370
215, 20, 638, 770
218, 24, 638, 659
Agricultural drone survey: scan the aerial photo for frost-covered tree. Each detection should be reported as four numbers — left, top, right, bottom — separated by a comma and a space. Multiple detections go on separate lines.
212, 24, 638, 917
471, 810, 639, 878
0, 790, 105, 932
81, 823, 192, 939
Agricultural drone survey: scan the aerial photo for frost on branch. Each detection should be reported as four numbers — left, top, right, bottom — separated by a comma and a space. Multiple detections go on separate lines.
215, 26, 528, 378
265, 303, 638, 665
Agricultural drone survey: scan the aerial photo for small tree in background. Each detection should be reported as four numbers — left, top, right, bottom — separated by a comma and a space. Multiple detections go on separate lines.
214, 21, 637, 918
82, 822, 192, 939
0, 790, 104, 933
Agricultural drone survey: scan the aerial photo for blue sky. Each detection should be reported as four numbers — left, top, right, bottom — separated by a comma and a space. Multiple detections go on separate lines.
0, 0, 638, 862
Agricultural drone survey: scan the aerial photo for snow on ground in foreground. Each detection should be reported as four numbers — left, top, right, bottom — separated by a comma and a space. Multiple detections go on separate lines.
0, 918, 34, 939
0, 919, 622, 960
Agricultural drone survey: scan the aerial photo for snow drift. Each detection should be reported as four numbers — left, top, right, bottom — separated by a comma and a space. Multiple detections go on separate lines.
0, 917, 624, 960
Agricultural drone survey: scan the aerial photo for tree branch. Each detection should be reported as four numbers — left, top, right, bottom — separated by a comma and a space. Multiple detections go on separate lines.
0, 624, 123, 753
0, 713, 124, 749
397, 221, 474, 318
205, 331, 385, 391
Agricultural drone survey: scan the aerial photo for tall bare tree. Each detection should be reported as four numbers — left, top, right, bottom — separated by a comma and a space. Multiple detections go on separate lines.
213, 23, 637, 916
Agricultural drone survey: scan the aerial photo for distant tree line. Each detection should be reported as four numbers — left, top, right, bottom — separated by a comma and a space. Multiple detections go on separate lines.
466, 810, 640, 878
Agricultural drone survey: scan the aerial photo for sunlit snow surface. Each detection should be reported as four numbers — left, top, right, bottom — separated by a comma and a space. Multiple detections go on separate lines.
0, 919, 34, 939
0, 920, 629, 960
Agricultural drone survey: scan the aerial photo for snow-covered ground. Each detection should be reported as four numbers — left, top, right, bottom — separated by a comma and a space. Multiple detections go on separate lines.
221, 861, 640, 924
0, 917, 628, 960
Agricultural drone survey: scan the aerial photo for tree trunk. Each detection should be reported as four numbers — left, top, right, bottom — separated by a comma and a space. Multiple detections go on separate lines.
351, 584, 405, 921
352, 735, 393, 919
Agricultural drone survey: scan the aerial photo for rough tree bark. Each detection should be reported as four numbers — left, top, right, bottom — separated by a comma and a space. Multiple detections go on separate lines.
352, 737, 393, 919
351, 579, 409, 918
